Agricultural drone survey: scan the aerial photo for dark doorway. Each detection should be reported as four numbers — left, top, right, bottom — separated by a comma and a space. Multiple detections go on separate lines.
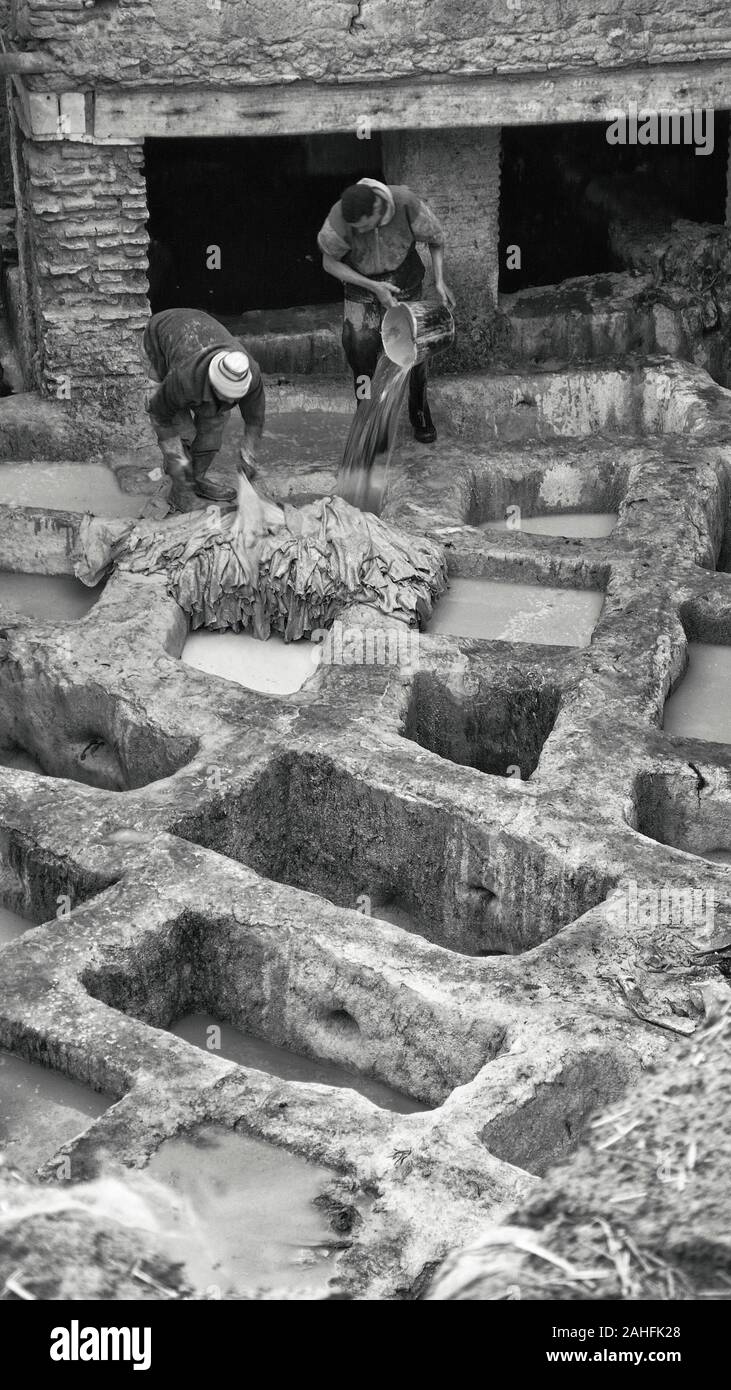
143, 133, 384, 314
499, 114, 730, 293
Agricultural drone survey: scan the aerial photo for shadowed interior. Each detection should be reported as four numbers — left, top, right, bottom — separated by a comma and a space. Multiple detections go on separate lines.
403, 670, 561, 780
0, 672, 198, 791
170, 751, 615, 955
81, 909, 510, 1105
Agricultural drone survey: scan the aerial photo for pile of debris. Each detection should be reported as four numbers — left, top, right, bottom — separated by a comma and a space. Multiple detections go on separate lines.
427, 1001, 731, 1301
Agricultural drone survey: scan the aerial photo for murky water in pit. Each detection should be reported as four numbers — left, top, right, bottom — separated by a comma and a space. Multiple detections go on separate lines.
427, 577, 604, 647
0, 462, 148, 517
182, 630, 320, 694
169, 1012, 427, 1115
0, 1048, 109, 1174
481, 512, 617, 538
0, 905, 35, 946
145, 1125, 343, 1297
663, 644, 731, 745
0, 572, 102, 621
264, 411, 345, 467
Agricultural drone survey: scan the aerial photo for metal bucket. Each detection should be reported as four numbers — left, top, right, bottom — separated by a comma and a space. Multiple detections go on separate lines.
381, 299, 455, 369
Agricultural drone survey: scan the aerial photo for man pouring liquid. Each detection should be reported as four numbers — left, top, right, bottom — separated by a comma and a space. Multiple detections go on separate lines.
318, 178, 455, 444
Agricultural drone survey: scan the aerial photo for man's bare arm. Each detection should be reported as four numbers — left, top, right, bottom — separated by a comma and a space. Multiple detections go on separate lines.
429, 244, 455, 307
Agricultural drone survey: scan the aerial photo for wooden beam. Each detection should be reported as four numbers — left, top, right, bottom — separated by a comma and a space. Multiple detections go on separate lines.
11, 77, 34, 140
10, 81, 89, 139
93, 61, 731, 142
59, 92, 87, 139
27, 90, 60, 138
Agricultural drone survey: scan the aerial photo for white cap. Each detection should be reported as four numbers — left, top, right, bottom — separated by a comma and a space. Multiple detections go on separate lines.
208, 350, 252, 400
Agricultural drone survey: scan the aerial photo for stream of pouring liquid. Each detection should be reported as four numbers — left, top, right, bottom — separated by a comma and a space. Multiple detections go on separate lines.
336, 356, 410, 515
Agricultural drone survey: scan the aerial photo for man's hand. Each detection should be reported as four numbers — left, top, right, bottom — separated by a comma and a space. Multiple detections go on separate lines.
435, 280, 456, 309
160, 436, 193, 482
372, 281, 401, 309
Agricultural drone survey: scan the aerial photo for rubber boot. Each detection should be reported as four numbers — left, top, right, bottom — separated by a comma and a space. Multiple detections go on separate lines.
193, 476, 237, 504
412, 402, 437, 444
409, 363, 437, 443
192, 453, 236, 504
167, 477, 199, 514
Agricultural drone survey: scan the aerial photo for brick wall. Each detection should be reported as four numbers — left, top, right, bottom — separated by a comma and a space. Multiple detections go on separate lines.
383, 127, 501, 370
21, 138, 149, 414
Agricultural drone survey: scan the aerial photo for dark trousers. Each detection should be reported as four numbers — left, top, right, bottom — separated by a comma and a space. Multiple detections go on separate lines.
341, 249, 430, 425
342, 317, 428, 424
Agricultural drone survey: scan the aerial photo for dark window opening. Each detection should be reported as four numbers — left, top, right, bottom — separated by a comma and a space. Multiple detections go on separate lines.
144, 133, 384, 314
499, 115, 730, 293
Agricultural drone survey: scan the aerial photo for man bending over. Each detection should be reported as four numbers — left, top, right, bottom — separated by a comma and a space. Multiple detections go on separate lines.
143, 307, 264, 511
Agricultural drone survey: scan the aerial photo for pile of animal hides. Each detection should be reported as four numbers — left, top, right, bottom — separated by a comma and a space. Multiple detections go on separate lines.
75, 473, 447, 640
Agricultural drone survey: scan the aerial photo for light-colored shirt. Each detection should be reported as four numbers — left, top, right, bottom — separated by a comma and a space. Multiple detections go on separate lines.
317, 184, 445, 276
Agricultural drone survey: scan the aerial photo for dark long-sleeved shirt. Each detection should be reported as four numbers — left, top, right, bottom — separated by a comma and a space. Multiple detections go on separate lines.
143, 308, 265, 456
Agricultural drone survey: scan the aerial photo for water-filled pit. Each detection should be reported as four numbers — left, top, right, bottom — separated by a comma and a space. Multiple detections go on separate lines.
0, 462, 149, 517
404, 670, 560, 778
82, 902, 506, 1100
264, 411, 345, 466
203, 407, 344, 505
480, 511, 617, 538
172, 754, 614, 957
182, 630, 320, 694
663, 644, 731, 744
0, 572, 102, 621
463, 446, 629, 531
633, 768, 731, 861
0, 905, 35, 945
169, 1012, 427, 1113
145, 1124, 342, 1297
0, 675, 197, 788
0, 1049, 109, 1174
427, 578, 604, 647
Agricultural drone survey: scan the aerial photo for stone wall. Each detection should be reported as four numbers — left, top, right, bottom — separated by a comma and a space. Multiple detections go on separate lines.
13, 0, 731, 89
0, 0, 12, 208
383, 127, 501, 371
20, 137, 149, 414
0, 93, 12, 209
